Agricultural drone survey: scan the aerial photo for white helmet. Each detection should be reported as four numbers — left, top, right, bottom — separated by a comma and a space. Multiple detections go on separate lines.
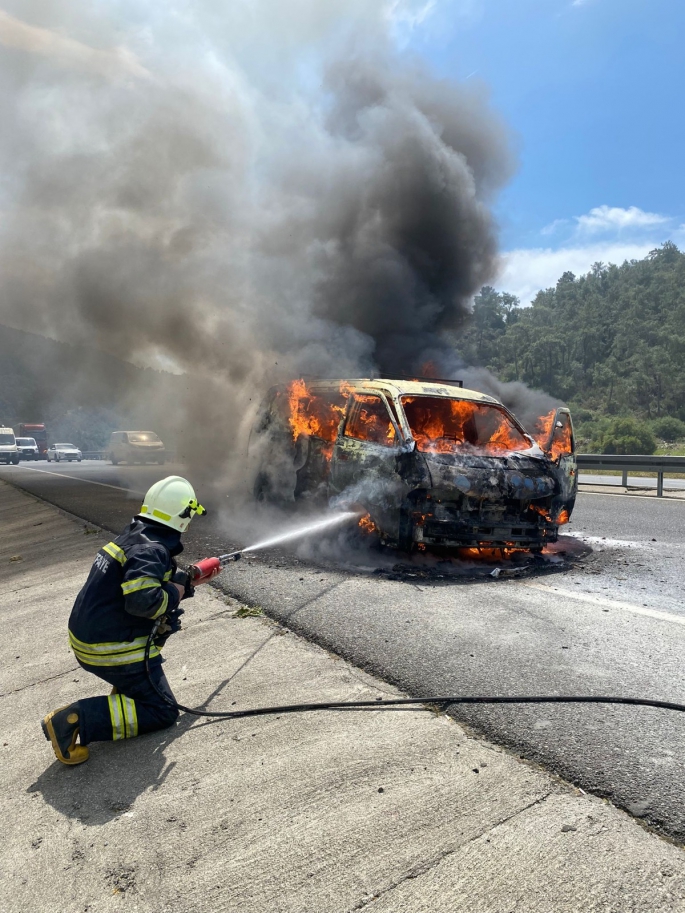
139, 476, 206, 533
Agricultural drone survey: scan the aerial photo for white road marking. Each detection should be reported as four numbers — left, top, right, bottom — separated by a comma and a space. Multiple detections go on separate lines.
12, 465, 142, 495
524, 581, 685, 628
565, 532, 653, 549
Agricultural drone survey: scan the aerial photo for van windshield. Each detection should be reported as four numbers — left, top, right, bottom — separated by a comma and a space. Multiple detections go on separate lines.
16, 438, 35, 446
400, 397, 531, 455
128, 433, 161, 443
0, 434, 15, 445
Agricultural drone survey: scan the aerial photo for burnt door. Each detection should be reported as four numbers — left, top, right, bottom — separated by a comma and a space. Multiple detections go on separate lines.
548, 408, 577, 511
331, 393, 406, 533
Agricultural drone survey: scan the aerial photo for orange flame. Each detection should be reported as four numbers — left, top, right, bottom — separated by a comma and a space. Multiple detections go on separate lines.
532, 410, 573, 461
531, 504, 553, 523
531, 504, 569, 525
401, 396, 529, 455
282, 379, 349, 445
346, 394, 396, 445
459, 546, 527, 560
358, 513, 377, 534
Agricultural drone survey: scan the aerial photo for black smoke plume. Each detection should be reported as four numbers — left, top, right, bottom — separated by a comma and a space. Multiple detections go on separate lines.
0, 2, 557, 475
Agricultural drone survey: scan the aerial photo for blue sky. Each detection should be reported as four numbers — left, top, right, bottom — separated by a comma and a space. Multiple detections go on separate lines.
398, 0, 685, 301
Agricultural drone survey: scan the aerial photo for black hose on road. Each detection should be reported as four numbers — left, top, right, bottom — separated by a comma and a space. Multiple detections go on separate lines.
144, 630, 685, 721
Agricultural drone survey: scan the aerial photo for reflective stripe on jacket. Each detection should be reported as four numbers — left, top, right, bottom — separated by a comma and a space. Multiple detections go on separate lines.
69, 630, 161, 667
69, 518, 183, 668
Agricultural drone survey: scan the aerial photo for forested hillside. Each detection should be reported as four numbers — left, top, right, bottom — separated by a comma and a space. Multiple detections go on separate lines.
456, 242, 685, 451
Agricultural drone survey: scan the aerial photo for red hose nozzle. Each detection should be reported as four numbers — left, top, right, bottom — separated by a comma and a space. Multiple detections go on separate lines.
188, 551, 242, 585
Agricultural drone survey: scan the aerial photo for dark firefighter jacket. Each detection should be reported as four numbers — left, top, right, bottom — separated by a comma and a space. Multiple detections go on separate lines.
68, 517, 183, 669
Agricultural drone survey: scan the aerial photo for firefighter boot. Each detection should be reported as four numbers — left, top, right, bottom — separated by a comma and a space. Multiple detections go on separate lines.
42, 705, 89, 765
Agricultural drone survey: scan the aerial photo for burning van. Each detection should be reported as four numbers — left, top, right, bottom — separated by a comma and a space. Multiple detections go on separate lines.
249, 378, 577, 552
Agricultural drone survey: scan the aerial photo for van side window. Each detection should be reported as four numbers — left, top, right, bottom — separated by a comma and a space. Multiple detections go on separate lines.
344, 395, 396, 447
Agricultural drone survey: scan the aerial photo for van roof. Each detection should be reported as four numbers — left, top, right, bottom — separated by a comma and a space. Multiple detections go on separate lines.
282, 378, 499, 404
0, 427, 15, 434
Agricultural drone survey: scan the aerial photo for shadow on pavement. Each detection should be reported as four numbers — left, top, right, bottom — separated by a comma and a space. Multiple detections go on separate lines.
27, 711, 197, 826
26, 628, 279, 826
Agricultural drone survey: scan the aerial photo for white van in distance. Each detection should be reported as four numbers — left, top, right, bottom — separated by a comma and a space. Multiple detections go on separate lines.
0, 427, 19, 465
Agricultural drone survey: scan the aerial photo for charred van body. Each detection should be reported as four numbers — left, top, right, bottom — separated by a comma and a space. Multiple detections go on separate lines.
249, 379, 577, 552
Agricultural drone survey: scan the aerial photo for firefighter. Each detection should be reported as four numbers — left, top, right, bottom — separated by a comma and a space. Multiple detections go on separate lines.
41, 476, 206, 765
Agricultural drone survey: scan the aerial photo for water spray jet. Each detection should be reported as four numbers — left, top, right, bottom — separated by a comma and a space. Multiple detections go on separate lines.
188, 510, 360, 584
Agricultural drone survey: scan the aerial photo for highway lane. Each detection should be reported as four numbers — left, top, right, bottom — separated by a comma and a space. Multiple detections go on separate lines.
3, 460, 685, 841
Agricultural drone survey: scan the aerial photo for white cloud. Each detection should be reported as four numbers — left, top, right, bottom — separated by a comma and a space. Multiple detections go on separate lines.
502, 204, 679, 304
540, 217, 569, 236
542, 205, 670, 239
498, 241, 657, 305
386, 0, 482, 46
386, 0, 438, 30
575, 204, 669, 235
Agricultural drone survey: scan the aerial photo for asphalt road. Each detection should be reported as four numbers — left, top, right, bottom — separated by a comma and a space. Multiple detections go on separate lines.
3, 460, 685, 842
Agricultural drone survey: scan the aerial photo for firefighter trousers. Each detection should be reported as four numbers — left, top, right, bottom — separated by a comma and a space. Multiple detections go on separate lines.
75, 659, 179, 745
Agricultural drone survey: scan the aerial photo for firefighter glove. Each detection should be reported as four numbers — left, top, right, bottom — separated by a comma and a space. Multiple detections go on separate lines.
154, 607, 185, 647
172, 568, 195, 600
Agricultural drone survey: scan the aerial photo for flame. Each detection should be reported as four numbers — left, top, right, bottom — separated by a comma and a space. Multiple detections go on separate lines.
532, 410, 573, 461
347, 394, 396, 445
458, 545, 530, 560
358, 513, 378, 534
531, 505, 553, 523
401, 396, 529, 455
282, 379, 349, 446
531, 504, 570, 525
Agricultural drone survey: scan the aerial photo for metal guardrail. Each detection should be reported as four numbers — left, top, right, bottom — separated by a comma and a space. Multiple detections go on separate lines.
576, 454, 685, 497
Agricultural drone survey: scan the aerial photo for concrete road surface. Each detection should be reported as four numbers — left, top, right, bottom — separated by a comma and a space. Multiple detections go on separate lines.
2, 461, 685, 844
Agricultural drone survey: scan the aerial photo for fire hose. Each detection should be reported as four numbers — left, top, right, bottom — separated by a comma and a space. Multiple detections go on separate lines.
143, 552, 685, 720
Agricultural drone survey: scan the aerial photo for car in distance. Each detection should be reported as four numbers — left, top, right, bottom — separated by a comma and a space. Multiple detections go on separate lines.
107, 431, 165, 465
47, 443, 82, 462
16, 437, 39, 460
0, 427, 19, 465
250, 377, 577, 553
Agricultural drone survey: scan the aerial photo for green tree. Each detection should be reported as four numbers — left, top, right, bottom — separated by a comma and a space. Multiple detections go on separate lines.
650, 416, 685, 442
456, 243, 685, 442
598, 418, 657, 455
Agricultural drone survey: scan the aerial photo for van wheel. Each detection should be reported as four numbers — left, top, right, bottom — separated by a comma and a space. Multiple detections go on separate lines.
12, 456, 19, 465
111, 457, 118, 465
156, 458, 165, 465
